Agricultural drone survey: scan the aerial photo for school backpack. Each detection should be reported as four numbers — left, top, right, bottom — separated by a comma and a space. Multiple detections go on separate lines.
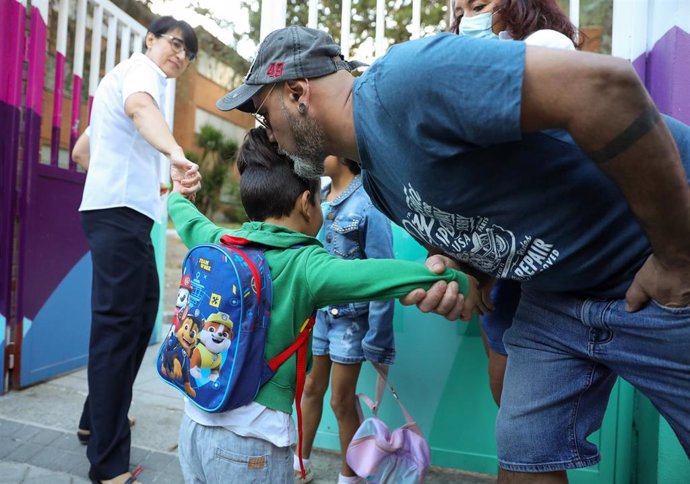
156, 234, 314, 473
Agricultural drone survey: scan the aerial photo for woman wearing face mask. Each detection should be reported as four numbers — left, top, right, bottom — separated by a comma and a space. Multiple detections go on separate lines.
448, 0, 581, 408
450, 0, 581, 49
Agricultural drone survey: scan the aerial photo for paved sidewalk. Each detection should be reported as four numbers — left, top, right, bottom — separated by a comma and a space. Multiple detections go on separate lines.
0, 229, 496, 483
0, 343, 496, 483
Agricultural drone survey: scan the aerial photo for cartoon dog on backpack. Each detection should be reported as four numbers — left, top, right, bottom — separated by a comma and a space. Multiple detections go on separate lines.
190, 311, 234, 382
171, 275, 192, 333
161, 314, 200, 397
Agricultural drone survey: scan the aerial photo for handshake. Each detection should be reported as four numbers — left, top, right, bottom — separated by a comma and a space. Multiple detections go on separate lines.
169, 147, 202, 201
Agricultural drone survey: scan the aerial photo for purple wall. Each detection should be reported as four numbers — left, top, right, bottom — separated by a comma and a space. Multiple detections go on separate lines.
20, 164, 89, 318
634, 26, 690, 124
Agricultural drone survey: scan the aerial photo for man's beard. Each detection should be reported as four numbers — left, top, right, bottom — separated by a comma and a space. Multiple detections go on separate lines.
278, 99, 327, 178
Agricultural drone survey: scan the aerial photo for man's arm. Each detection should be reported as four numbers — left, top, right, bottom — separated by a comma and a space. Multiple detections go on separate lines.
520, 45, 690, 309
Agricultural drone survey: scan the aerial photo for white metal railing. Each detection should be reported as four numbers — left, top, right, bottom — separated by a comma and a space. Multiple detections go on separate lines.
259, 0, 424, 60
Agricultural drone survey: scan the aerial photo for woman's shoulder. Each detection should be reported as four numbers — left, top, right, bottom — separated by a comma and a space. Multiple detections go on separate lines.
523, 29, 576, 50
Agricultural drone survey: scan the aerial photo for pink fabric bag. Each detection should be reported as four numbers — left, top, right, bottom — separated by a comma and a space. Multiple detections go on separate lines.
346, 364, 431, 483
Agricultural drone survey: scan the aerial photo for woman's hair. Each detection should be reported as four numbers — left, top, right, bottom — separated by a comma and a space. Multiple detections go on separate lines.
341, 158, 361, 175
146, 16, 199, 57
448, 0, 583, 49
236, 128, 320, 221
495, 0, 583, 47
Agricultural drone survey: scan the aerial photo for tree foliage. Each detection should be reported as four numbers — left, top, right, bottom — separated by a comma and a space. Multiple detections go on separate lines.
237, 0, 449, 54
191, 125, 238, 217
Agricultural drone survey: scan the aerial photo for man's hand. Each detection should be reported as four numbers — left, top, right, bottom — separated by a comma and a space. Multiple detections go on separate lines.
169, 147, 202, 200
400, 254, 488, 321
625, 254, 690, 311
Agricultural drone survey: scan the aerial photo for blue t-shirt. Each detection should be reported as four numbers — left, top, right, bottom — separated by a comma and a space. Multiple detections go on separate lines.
352, 33, 690, 298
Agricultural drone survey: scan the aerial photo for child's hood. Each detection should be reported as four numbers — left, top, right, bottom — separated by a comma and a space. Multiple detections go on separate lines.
231, 221, 323, 250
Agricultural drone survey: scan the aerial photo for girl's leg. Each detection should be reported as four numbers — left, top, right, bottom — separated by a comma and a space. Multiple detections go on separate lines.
300, 355, 332, 459
329, 362, 363, 477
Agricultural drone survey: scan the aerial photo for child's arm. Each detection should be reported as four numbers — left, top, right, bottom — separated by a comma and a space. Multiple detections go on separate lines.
305, 250, 476, 319
167, 192, 227, 248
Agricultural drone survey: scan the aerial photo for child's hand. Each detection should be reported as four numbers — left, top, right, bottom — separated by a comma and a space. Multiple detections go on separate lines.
172, 178, 198, 202
170, 153, 202, 201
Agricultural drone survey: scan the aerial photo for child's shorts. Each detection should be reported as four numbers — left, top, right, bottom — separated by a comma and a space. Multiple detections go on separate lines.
312, 306, 369, 364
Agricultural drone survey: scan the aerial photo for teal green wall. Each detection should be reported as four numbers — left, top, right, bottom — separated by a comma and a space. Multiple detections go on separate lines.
658, 421, 690, 483
150, 220, 167, 344
634, 393, 690, 484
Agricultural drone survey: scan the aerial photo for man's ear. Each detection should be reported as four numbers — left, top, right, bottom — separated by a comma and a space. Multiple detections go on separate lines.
285, 79, 310, 108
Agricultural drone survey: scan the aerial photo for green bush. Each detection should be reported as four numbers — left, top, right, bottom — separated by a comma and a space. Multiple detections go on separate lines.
191, 125, 241, 219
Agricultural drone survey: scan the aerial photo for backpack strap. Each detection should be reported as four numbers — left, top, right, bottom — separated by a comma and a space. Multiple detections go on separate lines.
219, 234, 251, 246
267, 313, 316, 480
219, 236, 264, 303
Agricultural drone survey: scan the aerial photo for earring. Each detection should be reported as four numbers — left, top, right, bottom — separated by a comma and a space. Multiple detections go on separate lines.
298, 103, 307, 114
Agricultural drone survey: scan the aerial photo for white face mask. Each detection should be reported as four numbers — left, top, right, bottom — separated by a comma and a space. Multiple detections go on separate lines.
459, 11, 498, 39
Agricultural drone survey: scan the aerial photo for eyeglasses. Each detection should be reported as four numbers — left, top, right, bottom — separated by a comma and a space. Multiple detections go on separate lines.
159, 34, 196, 61
252, 84, 276, 130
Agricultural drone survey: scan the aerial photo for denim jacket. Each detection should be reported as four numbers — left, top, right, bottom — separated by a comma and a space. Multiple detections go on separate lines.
318, 175, 396, 364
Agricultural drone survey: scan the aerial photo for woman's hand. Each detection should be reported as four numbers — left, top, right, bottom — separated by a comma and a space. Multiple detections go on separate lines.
170, 147, 202, 200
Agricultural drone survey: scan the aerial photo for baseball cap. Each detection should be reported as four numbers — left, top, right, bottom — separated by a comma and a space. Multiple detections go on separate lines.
217, 26, 366, 113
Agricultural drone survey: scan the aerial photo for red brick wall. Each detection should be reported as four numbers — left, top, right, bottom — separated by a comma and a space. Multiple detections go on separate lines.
173, 66, 254, 157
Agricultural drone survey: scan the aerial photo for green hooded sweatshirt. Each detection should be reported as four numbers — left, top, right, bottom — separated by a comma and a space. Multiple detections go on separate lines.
168, 193, 469, 413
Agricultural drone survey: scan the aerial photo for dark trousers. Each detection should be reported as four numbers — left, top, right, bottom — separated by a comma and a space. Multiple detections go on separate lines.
79, 207, 160, 480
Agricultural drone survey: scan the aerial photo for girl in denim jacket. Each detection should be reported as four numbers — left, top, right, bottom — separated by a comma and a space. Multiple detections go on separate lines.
297, 156, 395, 484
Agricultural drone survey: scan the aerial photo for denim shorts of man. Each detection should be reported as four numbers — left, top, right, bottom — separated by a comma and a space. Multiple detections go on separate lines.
313, 174, 395, 365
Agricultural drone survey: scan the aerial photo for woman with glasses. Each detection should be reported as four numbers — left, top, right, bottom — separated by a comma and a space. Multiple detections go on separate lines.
447, 0, 580, 409
75, 16, 201, 484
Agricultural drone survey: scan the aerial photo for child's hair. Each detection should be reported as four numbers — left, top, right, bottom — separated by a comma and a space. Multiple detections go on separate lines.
236, 127, 320, 221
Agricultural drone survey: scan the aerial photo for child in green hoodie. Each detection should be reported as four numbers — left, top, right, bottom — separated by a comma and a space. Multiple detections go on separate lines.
169, 127, 477, 484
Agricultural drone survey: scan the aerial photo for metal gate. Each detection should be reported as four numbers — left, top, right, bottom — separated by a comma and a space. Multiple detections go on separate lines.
0, 0, 161, 391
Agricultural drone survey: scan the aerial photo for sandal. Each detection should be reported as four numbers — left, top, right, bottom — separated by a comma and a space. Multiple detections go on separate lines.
294, 467, 314, 484
77, 428, 91, 445
89, 467, 143, 484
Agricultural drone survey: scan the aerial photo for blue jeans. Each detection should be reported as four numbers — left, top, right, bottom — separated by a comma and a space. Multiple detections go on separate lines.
178, 414, 292, 483
497, 288, 690, 472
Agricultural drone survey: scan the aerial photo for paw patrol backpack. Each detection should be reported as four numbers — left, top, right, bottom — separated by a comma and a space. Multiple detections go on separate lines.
156, 234, 314, 416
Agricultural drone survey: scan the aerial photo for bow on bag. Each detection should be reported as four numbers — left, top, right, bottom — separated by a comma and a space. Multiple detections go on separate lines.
345, 363, 431, 483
